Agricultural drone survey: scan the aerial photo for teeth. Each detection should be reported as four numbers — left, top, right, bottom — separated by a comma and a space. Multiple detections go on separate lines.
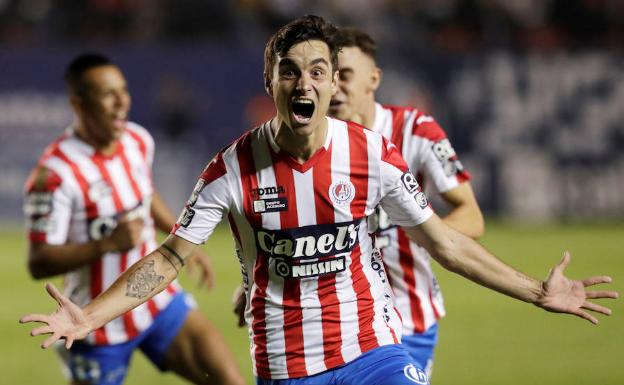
293, 99, 313, 105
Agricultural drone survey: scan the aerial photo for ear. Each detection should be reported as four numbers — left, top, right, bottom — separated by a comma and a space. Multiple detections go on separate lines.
370, 66, 382, 92
264, 75, 273, 97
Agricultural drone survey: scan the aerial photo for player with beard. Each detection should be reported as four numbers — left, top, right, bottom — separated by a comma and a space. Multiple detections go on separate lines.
21, 17, 617, 385
22, 53, 245, 385
328, 27, 483, 377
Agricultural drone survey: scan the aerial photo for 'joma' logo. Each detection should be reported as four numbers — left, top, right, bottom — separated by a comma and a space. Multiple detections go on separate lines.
251, 185, 285, 197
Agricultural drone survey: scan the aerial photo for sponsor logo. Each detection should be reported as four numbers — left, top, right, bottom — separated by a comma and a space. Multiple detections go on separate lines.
329, 180, 355, 206
188, 179, 206, 207
401, 171, 420, 194
431, 139, 465, 177
251, 185, 285, 198
415, 191, 429, 208
255, 219, 360, 260
403, 364, 429, 384
253, 197, 288, 213
178, 207, 195, 228
274, 255, 346, 278
24, 192, 53, 216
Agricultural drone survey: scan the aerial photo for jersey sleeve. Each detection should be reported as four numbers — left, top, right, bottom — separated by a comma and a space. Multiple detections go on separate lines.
23, 165, 72, 245
379, 137, 434, 227
172, 152, 232, 244
410, 115, 471, 193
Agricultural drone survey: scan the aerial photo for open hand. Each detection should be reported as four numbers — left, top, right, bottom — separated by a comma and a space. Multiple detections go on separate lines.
19, 283, 93, 349
186, 248, 215, 290
535, 252, 618, 324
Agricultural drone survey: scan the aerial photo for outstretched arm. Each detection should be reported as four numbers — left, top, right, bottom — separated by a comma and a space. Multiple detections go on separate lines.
20, 234, 198, 348
404, 214, 618, 324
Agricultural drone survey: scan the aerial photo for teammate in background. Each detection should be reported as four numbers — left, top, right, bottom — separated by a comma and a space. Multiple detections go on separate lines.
22, 53, 245, 385
21, 16, 616, 385
328, 27, 483, 376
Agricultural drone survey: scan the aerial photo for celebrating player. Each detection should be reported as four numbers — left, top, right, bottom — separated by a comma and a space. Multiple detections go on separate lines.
21, 16, 617, 385
22, 53, 245, 385
328, 27, 484, 376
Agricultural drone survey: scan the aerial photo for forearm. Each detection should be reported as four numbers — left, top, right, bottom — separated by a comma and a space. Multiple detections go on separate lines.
28, 240, 115, 279
151, 191, 178, 233
441, 205, 484, 239
83, 246, 180, 330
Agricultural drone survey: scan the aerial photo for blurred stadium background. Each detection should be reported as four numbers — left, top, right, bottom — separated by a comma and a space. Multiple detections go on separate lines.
0, 1, 622, 384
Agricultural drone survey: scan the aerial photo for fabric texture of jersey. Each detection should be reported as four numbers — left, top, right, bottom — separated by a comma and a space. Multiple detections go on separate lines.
173, 117, 433, 379
370, 103, 471, 335
24, 122, 181, 346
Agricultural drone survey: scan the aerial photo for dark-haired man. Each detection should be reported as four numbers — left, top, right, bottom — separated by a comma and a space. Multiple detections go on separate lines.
328, 27, 483, 376
23, 53, 245, 385
21, 17, 616, 385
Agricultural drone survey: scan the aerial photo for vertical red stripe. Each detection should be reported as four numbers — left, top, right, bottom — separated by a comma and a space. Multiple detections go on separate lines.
126, 128, 147, 161
390, 108, 406, 156
236, 133, 271, 378
429, 289, 441, 320
52, 147, 108, 344
117, 141, 144, 202
270, 151, 307, 377
313, 142, 345, 369
398, 229, 424, 333
348, 245, 378, 352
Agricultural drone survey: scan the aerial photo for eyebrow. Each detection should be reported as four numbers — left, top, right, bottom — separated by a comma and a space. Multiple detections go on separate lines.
278, 57, 330, 67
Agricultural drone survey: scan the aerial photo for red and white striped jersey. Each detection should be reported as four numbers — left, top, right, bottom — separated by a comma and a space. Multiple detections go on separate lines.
370, 103, 471, 335
173, 117, 434, 379
24, 122, 181, 346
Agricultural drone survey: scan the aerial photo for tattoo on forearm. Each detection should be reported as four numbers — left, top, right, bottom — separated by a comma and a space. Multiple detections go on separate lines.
126, 260, 165, 298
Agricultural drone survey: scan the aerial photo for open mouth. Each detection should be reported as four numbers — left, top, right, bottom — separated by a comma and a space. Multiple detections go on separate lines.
291, 99, 315, 124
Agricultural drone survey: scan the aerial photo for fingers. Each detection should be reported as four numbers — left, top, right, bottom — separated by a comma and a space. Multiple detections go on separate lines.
582, 301, 612, 316
19, 314, 49, 324
31, 325, 54, 337
554, 251, 571, 274
572, 309, 599, 325
65, 336, 74, 350
42, 333, 60, 349
45, 282, 64, 305
586, 290, 619, 299
582, 276, 613, 287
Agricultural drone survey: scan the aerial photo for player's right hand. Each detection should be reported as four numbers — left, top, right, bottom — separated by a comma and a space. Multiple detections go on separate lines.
101, 216, 145, 253
19, 283, 93, 349
232, 285, 246, 327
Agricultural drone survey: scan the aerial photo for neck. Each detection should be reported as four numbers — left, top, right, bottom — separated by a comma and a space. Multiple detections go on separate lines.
74, 121, 116, 156
272, 117, 328, 163
349, 98, 377, 129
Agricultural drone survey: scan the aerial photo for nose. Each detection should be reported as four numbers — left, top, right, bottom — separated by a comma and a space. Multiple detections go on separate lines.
296, 72, 312, 93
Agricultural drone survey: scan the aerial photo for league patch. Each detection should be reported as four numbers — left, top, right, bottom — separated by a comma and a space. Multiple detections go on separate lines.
178, 207, 195, 228
401, 171, 420, 193
253, 197, 288, 213
24, 192, 53, 216
403, 363, 429, 384
188, 179, 206, 207
431, 139, 465, 177
329, 180, 355, 206
415, 192, 429, 208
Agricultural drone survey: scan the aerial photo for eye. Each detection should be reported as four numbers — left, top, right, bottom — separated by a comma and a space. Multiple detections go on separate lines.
338, 70, 352, 82
311, 68, 325, 79
280, 69, 297, 79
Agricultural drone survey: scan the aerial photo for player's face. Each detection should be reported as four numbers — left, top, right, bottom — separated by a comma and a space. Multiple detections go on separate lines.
73, 65, 131, 146
329, 46, 378, 121
268, 40, 337, 136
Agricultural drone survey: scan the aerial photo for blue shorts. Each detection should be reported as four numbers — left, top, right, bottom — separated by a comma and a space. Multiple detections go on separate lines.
256, 344, 429, 385
401, 323, 439, 378
55, 292, 193, 385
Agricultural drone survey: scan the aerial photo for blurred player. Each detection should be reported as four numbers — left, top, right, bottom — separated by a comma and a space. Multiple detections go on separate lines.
328, 27, 483, 376
23, 53, 245, 385
21, 16, 617, 385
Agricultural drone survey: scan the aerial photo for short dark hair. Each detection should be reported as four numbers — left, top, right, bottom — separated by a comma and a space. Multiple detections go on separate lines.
64, 53, 114, 95
263, 15, 342, 88
336, 27, 377, 61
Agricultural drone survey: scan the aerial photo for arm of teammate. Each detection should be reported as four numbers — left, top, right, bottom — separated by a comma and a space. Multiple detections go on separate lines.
151, 190, 215, 289
439, 182, 484, 239
402, 215, 618, 324
28, 216, 144, 278
20, 234, 197, 349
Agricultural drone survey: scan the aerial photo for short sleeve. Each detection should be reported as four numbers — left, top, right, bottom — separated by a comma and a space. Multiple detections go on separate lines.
379, 138, 434, 227
172, 152, 232, 244
23, 165, 73, 245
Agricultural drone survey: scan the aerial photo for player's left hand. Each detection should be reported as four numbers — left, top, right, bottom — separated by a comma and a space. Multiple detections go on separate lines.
535, 251, 618, 324
186, 248, 215, 289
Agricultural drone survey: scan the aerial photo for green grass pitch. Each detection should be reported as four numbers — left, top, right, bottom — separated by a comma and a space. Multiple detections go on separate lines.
2, 221, 622, 384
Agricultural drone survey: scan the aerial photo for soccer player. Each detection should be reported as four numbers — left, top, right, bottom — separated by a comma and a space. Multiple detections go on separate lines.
22, 53, 245, 385
328, 27, 483, 376
21, 16, 616, 385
